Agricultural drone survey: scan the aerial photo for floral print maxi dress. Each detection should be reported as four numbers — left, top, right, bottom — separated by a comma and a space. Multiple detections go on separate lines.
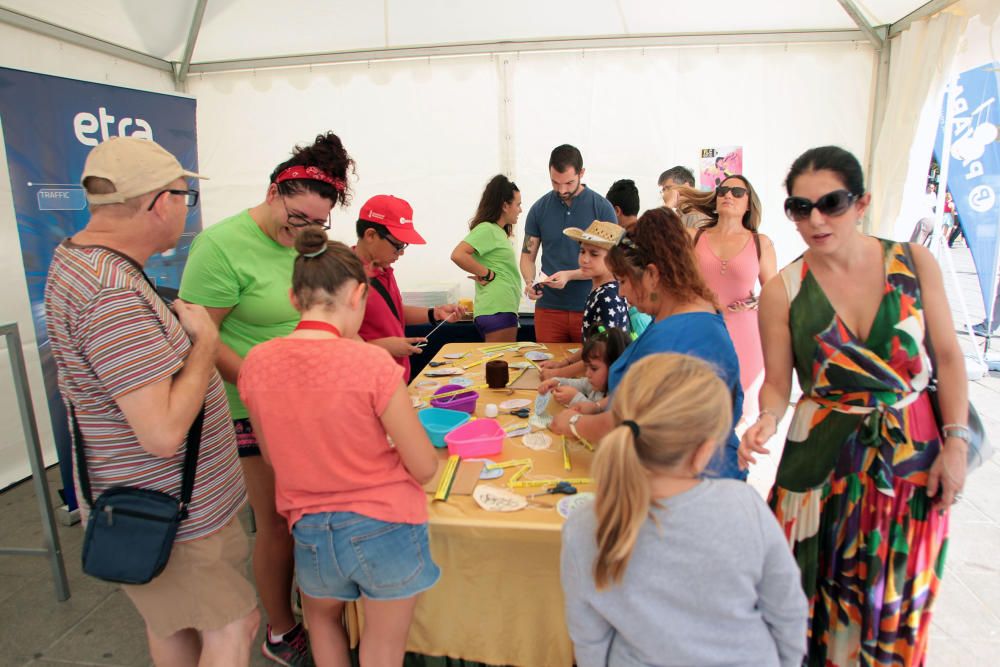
770, 239, 948, 667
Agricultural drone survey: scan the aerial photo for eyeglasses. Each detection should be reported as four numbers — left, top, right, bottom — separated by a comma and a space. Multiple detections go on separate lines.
376, 226, 408, 252
147, 189, 199, 211
281, 196, 332, 230
716, 185, 748, 199
783, 189, 857, 222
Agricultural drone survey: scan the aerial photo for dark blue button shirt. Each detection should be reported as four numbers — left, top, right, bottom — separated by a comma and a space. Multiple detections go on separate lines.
524, 187, 618, 312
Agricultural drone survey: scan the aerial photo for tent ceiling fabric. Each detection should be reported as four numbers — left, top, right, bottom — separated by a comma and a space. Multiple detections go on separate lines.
0, 0, 932, 66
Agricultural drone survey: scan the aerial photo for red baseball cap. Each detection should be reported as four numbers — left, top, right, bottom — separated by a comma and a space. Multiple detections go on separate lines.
358, 194, 426, 245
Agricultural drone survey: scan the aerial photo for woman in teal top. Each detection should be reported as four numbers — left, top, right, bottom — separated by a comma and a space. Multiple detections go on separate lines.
450, 175, 523, 341
179, 131, 354, 665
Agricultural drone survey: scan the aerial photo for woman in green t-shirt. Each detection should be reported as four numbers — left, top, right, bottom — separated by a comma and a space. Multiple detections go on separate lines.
179, 131, 354, 665
449, 175, 523, 342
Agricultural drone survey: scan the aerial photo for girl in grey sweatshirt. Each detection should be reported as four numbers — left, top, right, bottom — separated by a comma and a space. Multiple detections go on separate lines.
561, 353, 807, 667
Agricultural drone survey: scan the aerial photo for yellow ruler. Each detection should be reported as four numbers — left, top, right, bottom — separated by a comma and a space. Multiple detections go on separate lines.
433, 455, 461, 501
484, 458, 532, 470
509, 477, 594, 488
562, 436, 572, 471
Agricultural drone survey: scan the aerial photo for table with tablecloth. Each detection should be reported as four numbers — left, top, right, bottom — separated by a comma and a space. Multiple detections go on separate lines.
402, 342, 593, 667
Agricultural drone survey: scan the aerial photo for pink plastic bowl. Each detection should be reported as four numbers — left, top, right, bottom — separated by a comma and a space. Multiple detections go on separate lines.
444, 418, 505, 457
430, 384, 479, 414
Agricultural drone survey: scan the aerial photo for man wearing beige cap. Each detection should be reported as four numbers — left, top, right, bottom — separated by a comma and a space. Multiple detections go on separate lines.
44, 137, 258, 665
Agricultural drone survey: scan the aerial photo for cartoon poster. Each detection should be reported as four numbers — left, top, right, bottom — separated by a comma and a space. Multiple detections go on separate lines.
699, 146, 743, 190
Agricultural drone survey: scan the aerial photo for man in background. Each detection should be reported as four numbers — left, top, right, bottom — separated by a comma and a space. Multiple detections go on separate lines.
658, 165, 708, 228
520, 144, 618, 342
606, 179, 640, 231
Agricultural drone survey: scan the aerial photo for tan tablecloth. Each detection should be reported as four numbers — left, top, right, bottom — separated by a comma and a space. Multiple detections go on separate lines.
405, 342, 591, 667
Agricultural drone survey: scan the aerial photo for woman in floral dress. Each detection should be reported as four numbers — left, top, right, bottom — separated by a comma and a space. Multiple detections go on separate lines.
739, 146, 969, 666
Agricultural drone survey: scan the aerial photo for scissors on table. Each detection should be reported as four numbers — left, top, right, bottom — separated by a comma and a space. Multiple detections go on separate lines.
527, 481, 577, 499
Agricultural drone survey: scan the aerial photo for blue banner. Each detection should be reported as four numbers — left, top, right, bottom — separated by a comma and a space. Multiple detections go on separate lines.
934, 62, 1000, 323
0, 67, 201, 508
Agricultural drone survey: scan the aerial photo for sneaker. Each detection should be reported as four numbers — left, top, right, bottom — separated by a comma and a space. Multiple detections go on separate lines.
972, 321, 998, 337
262, 623, 313, 667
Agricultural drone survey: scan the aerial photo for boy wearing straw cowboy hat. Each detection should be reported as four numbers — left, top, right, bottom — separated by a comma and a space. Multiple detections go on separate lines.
539, 220, 633, 382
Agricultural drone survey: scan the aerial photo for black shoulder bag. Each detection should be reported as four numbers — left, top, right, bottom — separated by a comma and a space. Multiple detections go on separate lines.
74, 404, 203, 584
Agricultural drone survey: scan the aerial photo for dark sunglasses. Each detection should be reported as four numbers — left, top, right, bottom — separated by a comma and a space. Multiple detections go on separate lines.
716, 185, 747, 199
376, 226, 408, 251
783, 189, 857, 222
147, 189, 199, 211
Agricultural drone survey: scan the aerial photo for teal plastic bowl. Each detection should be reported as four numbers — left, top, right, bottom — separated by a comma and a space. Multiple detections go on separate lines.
418, 407, 471, 448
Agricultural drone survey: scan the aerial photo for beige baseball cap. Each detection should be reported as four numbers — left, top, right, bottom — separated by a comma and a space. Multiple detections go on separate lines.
81, 137, 205, 205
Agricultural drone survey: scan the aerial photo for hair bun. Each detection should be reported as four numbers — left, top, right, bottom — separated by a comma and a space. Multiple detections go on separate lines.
295, 227, 329, 256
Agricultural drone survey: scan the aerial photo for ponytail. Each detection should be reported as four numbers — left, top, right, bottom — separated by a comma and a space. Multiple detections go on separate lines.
593, 424, 649, 589
588, 353, 733, 589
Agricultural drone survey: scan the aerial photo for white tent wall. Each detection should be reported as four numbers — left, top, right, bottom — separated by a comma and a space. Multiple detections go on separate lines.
189, 40, 875, 293
0, 22, 173, 488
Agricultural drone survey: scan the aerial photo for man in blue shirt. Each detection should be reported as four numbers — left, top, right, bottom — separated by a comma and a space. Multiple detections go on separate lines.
519, 145, 618, 342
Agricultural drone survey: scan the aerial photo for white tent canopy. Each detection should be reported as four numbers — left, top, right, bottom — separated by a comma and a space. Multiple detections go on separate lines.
0, 1, 947, 78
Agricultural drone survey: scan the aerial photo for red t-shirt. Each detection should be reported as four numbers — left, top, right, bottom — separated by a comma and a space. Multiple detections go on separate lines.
357, 260, 411, 382
238, 336, 427, 529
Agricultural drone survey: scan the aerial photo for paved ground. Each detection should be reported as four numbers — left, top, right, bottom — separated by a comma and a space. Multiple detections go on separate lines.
1, 243, 998, 666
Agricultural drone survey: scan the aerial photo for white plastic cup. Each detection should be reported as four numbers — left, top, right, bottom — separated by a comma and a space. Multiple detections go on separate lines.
484, 403, 498, 418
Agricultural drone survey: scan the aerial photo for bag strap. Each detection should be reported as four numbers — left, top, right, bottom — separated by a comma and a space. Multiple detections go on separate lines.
71, 403, 203, 514
369, 276, 401, 320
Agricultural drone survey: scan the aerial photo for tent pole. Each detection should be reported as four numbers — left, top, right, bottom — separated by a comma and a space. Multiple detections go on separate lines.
174, 0, 208, 91
836, 1, 889, 235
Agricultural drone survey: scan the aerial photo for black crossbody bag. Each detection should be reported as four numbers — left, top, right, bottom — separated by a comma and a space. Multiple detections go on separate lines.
73, 404, 203, 584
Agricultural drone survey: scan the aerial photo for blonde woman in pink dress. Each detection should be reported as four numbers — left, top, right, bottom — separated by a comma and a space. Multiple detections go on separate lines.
681, 175, 777, 421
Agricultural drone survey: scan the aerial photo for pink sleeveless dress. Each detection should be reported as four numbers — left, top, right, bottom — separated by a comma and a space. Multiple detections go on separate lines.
694, 232, 763, 419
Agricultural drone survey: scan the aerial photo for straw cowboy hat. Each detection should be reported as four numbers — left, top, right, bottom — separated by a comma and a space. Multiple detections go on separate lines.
562, 220, 625, 249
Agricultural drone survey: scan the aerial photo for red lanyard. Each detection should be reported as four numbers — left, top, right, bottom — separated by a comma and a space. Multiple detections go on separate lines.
294, 320, 342, 337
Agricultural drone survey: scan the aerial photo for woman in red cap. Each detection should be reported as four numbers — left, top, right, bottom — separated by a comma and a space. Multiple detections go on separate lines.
352, 194, 464, 382
180, 132, 354, 666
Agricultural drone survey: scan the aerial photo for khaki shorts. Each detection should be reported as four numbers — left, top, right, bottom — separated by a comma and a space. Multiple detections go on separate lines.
121, 517, 257, 638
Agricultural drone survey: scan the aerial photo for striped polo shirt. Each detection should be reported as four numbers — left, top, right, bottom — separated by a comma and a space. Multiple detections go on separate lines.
44, 240, 245, 541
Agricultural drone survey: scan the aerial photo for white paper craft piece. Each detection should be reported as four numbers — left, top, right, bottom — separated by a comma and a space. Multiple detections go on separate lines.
531, 392, 553, 428
509, 361, 532, 370
473, 485, 528, 512
415, 380, 438, 388
506, 426, 531, 438
443, 352, 468, 359
557, 492, 594, 518
424, 368, 465, 377
525, 350, 554, 361
522, 433, 552, 451
411, 397, 426, 408
450, 377, 475, 387
499, 398, 531, 411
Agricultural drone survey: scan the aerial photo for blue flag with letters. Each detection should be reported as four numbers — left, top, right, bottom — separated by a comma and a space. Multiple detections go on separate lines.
934, 62, 1000, 324
0, 67, 200, 505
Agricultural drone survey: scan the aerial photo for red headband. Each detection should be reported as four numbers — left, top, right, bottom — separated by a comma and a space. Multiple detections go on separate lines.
275, 165, 346, 192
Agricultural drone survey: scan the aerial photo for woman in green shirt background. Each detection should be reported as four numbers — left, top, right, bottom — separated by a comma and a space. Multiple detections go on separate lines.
450, 175, 523, 342
179, 131, 354, 666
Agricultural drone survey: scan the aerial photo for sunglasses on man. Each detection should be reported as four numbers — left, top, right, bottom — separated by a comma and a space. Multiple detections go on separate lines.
783, 189, 857, 222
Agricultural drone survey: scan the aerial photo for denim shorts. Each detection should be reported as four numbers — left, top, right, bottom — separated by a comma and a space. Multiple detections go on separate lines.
292, 512, 440, 601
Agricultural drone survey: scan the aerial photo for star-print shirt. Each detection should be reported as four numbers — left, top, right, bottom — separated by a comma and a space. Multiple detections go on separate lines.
581, 281, 630, 341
